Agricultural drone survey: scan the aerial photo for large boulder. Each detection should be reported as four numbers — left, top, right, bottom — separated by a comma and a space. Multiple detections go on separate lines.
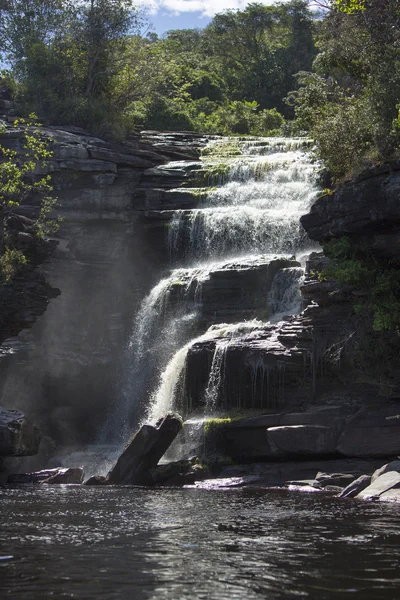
267, 425, 338, 456
339, 475, 372, 498
8, 467, 84, 484
107, 414, 183, 485
371, 460, 400, 483
356, 471, 400, 501
337, 407, 400, 457
0, 406, 40, 457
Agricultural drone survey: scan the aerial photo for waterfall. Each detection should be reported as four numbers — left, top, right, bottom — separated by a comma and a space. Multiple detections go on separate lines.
120, 135, 319, 433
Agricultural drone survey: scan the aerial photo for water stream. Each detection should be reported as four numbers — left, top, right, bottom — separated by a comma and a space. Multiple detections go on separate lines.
2, 485, 400, 600
139, 136, 319, 425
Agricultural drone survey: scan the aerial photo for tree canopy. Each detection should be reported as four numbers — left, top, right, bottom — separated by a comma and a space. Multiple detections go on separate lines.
0, 0, 398, 175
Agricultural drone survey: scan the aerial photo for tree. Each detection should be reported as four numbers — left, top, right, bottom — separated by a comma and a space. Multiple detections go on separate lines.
0, 0, 72, 64
0, 116, 59, 281
203, 1, 316, 114
290, 0, 400, 179
72, 0, 141, 99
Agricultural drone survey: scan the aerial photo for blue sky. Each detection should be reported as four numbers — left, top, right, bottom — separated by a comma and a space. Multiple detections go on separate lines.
139, 0, 298, 36
148, 10, 211, 34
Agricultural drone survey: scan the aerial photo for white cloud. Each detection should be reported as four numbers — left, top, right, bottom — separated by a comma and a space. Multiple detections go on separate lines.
137, 0, 289, 18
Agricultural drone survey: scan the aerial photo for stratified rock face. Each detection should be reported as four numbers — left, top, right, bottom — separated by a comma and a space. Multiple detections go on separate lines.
107, 414, 183, 485
200, 404, 400, 463
0, 214, 60, 344
0, 127, 211, 447
300, 162, 400, 263
337, 407, 400, 457
0, 406, 40, 456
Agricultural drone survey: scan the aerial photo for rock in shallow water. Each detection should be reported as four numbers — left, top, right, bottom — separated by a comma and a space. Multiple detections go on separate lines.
339, 475, 372, 499
107, 413, 183, 485
84, 475, 107, 486
356, 471, 400, 501
7, 467, 84, 484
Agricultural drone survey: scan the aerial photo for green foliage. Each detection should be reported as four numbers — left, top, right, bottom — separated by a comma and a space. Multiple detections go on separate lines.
0, 248, 27, 283
321, 238, 400, 331
289, 1, 400, 180
1, 0, 143, 137
203, 1, 316, 116
0, 0, 313, 137
203, 417, 232, 436
334, 0, 366, 13
323, 237, 354, 260
0, 117, 59, 282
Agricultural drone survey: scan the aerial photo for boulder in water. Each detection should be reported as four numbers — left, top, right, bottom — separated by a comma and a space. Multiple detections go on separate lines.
339, 475, 372, 498
356, 471, 400, 501
107, 413, 183, 485
7, 466, 84, 484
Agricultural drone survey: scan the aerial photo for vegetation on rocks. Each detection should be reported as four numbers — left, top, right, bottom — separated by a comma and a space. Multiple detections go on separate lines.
0, 117, 59, 282
321, 238, 400, 332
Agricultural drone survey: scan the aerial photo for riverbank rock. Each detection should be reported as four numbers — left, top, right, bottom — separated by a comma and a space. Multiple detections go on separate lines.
371, 460, 400, 482
356, 471, 400, 501
337, 407, 400, 457
7, 466, 84, 484
0, 406, 41, 457
147, 458, 206, 486
339, 475, 372, 498
107, 414, 183, 485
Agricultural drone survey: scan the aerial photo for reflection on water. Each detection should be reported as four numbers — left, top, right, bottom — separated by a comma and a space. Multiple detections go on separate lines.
1, 486, 400, 599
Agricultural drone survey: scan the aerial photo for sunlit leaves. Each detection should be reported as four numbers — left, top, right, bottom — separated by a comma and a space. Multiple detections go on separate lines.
0, 117, 60, 281
334, 0, 366, 14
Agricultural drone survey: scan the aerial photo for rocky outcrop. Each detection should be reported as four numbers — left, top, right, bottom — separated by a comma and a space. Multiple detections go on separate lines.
193, 402, 400, 463
162, 258, 301, 330
0, 406, 40, 456
300, 161, 400, 263
0, 215, 60, 344
107, 414, 183, 485
0, 125, 212, 447
182, 277, 358, 414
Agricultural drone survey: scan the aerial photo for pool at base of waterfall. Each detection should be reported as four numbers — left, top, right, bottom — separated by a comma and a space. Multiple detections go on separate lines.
1, 485, 400, 599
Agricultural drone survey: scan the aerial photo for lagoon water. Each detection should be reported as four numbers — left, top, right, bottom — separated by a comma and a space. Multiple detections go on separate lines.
2, 485, 400, 599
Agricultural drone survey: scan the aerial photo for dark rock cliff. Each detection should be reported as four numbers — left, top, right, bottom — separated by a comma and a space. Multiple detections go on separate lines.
0, 118, 212, 448
301, 161, 400, 264
178, 162, 400, 461
1, 113, 400, 467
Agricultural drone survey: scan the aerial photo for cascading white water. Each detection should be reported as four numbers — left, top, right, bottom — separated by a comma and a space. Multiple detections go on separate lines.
123, 136, 319, 429
169, 139, 317, 262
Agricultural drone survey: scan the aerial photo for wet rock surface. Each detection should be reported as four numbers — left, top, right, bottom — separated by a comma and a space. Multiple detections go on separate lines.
107, 414, 183, 485
0, 213, 60, 345
7, 466, 84, 484
0, 406, 40, 457
0, 127, 211, 447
